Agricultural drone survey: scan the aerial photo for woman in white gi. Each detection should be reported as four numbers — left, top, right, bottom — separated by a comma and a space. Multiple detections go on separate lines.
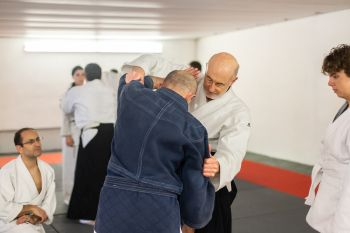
306, 44, 350, 233
0, 128, 56, 233
60, 66, 85, 205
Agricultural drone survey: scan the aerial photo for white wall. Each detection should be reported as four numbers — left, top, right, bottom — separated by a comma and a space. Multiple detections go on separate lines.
197, 9, 350, 165
0, 38, 196, 130
0, 38, 195, 153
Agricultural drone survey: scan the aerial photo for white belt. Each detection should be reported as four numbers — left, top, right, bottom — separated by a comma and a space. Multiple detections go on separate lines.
81, 122, 100, 148
305, 163, 322, 205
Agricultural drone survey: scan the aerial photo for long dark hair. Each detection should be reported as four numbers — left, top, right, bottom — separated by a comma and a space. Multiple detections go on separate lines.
70, 65, 83, 88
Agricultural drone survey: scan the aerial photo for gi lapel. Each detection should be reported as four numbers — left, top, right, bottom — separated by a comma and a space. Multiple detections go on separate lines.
17, 156, 44, 204
190, 79, 235, 120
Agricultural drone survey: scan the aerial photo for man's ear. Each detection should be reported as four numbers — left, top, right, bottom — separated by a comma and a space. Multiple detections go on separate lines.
184, 92, 195, 103
230, 76, 238, 86
15, 145, 22, 154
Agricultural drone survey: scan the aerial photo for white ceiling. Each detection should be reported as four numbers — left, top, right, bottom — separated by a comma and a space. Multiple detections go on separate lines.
0, 0, 349, 40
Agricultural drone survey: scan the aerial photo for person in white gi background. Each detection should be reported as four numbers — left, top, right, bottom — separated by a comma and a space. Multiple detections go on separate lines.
0, 128, 56, 233
122, 52, 251, 233
62, 63, 116, 225
60, 65, 85, 205
306, 44, 350, 233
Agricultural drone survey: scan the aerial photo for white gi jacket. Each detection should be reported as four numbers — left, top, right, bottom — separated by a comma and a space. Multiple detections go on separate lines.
190, 78, 251, 191
0, 156, 56, 233
101, 71, 120, 93
123, 54, 251, 192
306, 108, 350, 233
62, 79, 116, 147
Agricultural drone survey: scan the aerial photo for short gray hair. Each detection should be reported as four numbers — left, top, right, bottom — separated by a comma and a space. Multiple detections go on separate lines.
163, 70, 197, 94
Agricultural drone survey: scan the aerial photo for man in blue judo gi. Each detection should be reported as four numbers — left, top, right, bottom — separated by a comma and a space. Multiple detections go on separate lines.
95, 68, 215, 233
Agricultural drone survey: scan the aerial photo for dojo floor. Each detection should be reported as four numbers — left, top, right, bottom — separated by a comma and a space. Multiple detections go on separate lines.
0, 152, 318, 233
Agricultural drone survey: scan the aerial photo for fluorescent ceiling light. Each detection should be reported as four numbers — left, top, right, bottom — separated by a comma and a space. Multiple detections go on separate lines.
24, 39, 163, 53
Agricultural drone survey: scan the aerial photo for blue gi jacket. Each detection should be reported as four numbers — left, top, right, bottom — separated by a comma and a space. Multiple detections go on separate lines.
95, 74, 215, 233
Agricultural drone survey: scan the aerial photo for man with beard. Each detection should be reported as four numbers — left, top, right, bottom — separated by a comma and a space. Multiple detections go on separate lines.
0, 128, 56, 233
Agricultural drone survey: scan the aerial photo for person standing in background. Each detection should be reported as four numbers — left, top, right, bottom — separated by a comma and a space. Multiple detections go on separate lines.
189, 61, 202, 72
62, 63, 116, 225
189, 61, 203, 79
60, 65, 85, 205
306, 44, 350, 233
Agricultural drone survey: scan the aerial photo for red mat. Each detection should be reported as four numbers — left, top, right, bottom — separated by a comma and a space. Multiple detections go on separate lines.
0, 153, 310, 198
237, 160, 311, 198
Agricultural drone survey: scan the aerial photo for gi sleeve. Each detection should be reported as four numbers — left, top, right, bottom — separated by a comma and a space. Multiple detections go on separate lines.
117, 74, 151, 117
59, 91, 72, 136
61, 87, 78, 115
40, 167, 56, 225
179, 129, 215, 228
331, 132, 350, 232
121, 54, 159, 76
117, 73, 127, 99
213, 110, 251, 191
60, 112, 72, 136
121, 54, 188, 78
0, 167, 23, 223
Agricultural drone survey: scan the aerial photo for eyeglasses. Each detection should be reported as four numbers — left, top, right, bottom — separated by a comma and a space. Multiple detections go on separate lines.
204, 63, 236, 89
204, 74, 227, 88
22, 136, 43, 145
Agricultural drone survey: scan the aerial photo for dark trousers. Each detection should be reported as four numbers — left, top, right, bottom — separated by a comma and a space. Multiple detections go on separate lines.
196, 180, 237, 233
67, 123, 114, 220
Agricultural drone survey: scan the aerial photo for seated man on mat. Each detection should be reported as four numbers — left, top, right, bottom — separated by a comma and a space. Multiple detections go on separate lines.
0, 128, 56, 233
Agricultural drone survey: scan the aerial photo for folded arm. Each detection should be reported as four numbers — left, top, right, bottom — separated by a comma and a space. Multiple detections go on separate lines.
16, 205, 48, 225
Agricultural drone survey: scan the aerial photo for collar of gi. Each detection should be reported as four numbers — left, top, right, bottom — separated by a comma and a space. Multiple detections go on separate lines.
157, 87, 188, 111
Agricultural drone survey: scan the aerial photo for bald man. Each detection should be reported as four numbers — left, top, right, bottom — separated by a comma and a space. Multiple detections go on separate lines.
122, 53, 251, 233
95, 70, 215, 233
189, 52, 251, 233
